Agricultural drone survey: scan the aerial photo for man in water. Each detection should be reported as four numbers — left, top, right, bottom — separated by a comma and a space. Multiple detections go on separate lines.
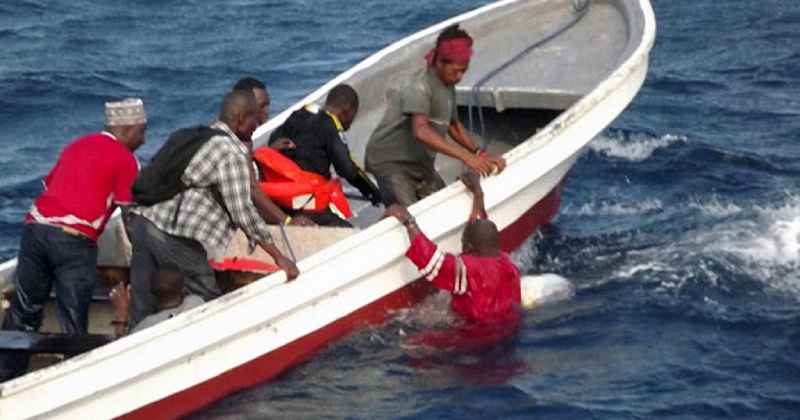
366, 24, 506, 206
267, 84, 382, 226
127, 90, 298, 328
0, 98, 147, 380
385, 172, 521, 326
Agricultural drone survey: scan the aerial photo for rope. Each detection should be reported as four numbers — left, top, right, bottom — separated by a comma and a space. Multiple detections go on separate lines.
466, 0, 592, 141
278, 224, 298, 263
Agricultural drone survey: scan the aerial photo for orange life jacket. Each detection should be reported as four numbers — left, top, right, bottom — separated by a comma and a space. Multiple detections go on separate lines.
252, 147, 352, 218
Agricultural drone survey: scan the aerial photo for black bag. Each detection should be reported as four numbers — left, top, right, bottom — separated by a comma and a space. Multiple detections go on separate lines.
132, 126, 226, 206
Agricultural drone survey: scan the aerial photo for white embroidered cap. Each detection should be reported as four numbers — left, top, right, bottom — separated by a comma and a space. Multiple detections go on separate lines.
105, 97, 147, 126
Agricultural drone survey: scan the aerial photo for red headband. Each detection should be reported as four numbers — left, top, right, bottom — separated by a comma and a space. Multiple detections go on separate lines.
425, 37, 473, 66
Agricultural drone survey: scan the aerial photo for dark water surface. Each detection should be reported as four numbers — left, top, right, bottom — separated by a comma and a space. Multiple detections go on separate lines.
2, 0, 800, 419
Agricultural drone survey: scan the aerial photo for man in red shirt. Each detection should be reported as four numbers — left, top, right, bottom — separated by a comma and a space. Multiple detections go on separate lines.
385, 172, 521, 327
0, 98, 146, 381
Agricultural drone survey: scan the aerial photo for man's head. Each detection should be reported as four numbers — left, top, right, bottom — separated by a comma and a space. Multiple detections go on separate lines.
461, 218, 500, 257
219, 89, 260, 142
324, 84, 359, 131
104, 97, 147, 152
151, 268, 185, 306
428, 24, 473, 86
233, 77, 271, 124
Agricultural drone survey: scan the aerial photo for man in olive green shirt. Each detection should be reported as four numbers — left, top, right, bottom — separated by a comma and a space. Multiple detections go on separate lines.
365, 24, 505, 206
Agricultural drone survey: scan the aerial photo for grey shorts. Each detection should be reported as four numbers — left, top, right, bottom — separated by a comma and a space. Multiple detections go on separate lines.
375, 170, 446, 207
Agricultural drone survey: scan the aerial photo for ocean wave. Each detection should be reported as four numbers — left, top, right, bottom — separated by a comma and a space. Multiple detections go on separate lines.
687, 195, 743, 218
563, 199, 663, 217
559, 194, 800, 302
715, 197, 800, 267
589, 131, 686, 162
683, 195, 800, 297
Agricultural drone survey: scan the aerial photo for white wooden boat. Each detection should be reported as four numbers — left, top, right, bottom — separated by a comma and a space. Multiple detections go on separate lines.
0, 0, 655, 418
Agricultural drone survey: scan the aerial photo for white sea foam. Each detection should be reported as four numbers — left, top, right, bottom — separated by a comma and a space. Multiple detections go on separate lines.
694, 195, 800, 296
391, 291, 455, 328
688, 195, 743, 218
565, 199, 663, 217
590, 132, 686, 162
713, 198, 800, 267
615, 261, 671, 279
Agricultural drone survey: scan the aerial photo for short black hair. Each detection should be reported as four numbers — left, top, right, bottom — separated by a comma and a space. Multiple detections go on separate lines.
325, 84, 359, 111
219, 89, 256, 125
233, 77, 266, 92
436, 24, 471, 47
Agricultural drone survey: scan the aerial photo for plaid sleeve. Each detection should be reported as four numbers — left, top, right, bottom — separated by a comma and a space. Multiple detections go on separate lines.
215, 147, 273, 246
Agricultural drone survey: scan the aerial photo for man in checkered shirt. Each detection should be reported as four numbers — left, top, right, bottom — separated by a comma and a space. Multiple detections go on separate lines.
127, 90, 298, 327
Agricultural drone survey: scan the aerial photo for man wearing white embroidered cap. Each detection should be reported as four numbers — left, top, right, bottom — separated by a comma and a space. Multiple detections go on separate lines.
0, 98, 146, 381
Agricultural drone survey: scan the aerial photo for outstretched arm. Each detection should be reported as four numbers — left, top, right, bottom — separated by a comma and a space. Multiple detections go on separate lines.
411, 114, 496, 176
461, 171, 487, 221
448, 120, 507, 174
385, 204, 469, 296
384, 204, 421, 239
326, 132, 382, 205
447, 120, 480, 154
258, 241, 300, 281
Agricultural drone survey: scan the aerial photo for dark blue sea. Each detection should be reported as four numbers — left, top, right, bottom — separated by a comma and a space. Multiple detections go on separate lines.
2, 0, 799, 418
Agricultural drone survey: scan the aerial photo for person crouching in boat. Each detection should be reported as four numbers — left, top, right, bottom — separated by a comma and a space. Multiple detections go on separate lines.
126, 90, 298, 329
365, 24, 506, 206
385, 171, 521, 334
109, 268, 203, 337
0, 98, 147, 381
259, 84, 382, 227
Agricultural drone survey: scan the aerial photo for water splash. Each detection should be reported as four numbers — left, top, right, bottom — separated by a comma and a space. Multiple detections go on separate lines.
688, 195, 743, 218
563, 199, 663, 217
706, 196, 800, 294
590, 131, 687, 162
390, 291, 455, 330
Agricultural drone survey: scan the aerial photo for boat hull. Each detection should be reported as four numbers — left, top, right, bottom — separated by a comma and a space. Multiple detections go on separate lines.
122, 185, 560, 419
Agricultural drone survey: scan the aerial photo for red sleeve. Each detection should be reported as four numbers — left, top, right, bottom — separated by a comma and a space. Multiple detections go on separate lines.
405, 232, 466, 295
113, 153, 138, 205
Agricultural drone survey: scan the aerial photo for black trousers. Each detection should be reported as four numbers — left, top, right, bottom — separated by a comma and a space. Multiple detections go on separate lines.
0, 223, 97, 381
127, 213, 220, 328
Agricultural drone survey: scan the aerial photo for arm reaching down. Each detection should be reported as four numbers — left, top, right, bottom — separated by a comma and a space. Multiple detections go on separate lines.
259, 241, 300, 281
460, 171, 487, 221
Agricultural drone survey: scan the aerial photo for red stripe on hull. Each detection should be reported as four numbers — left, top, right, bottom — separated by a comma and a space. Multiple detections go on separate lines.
121, 185, 561, 419
499, 184, 561, 252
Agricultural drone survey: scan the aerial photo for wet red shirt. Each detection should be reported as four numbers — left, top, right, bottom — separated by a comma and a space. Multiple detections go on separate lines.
405, 232, 522, 324
26, 132, 138, 240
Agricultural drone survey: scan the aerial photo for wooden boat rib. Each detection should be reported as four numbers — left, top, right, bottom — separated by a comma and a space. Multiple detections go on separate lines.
0, 0, 655, 418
